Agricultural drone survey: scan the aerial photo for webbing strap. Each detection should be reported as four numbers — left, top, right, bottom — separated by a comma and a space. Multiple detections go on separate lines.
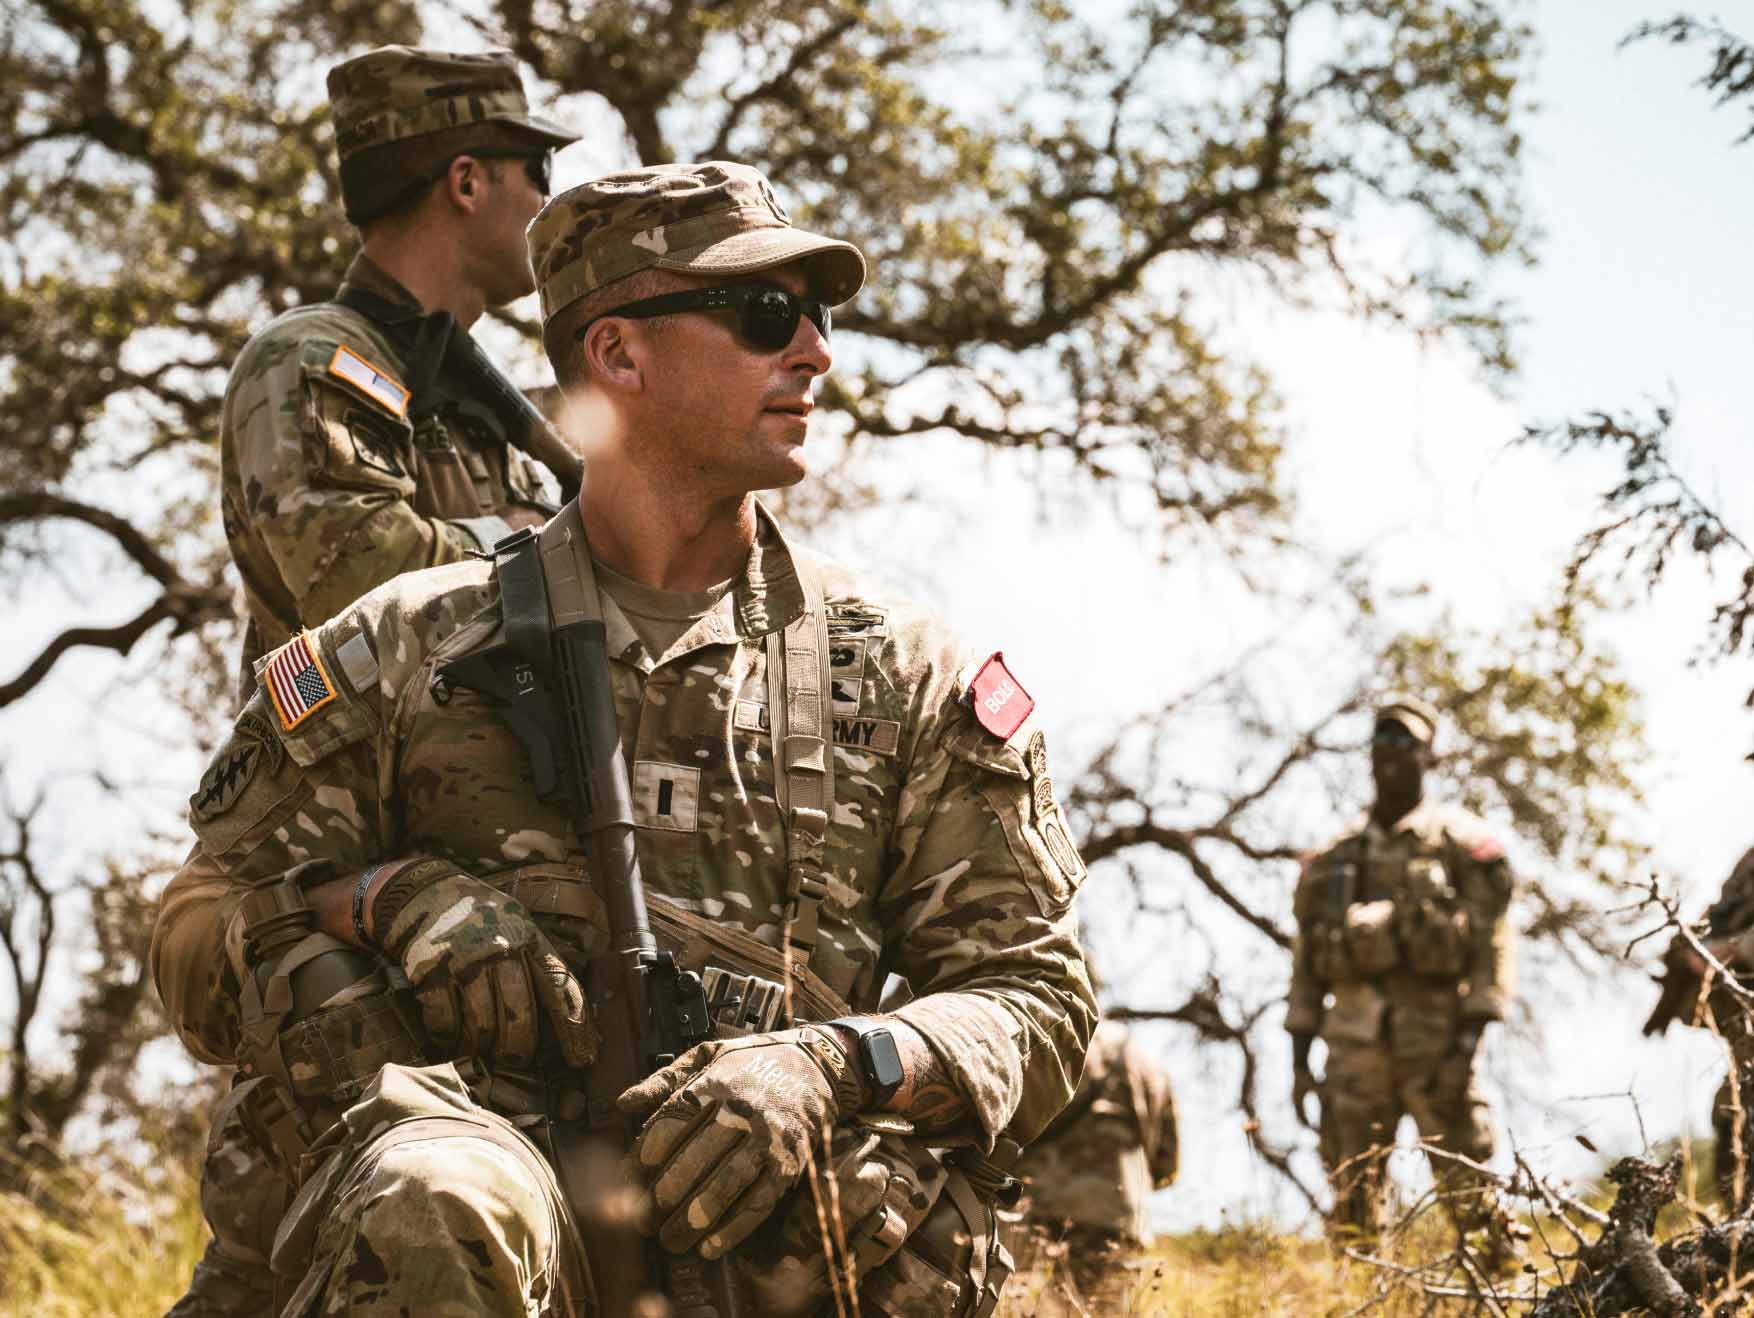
765, 559, 836, 963
494, 527, 551, 667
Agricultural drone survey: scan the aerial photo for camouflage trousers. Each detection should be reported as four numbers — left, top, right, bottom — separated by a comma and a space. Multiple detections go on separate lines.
1712, 1043, 1754, 1213
275, 1063, 589, 1317
166, 1074, 289, 1317
1317, 990, 1497, 1243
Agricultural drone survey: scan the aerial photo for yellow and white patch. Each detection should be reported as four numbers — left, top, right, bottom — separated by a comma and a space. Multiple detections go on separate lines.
327, 345, 410, 418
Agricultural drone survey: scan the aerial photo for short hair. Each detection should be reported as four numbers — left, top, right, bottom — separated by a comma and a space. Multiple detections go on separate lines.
356, 155, 515, 237
544, 267, 689, 392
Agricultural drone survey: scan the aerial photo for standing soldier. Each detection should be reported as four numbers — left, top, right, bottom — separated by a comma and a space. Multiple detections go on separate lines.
1011, 1018, 1178, 1310
169, 46, 579, 1317
152, 160, 1096, 1315
220, 44, 578, 688
1286, 697, 1520, 1259
1643, 846, 1754, 1211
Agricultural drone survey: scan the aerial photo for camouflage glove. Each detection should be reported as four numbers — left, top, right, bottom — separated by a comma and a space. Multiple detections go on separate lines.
618, 1026, 861, 1258
374, 866, 599, 1070
736, 1125, 946, 1316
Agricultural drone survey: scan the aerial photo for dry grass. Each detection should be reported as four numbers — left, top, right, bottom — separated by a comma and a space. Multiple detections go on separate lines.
1, 1148, 1736, 1318
0, 1153, 205, 1318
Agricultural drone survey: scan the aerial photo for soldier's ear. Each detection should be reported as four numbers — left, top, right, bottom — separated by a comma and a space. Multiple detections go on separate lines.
579, 317, 646, 394
446, 156, 482, 211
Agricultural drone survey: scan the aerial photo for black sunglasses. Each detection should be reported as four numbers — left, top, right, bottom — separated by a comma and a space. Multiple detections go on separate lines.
1371, 723, 1420, 748
481, 150, 552, 197
423, 150, 552, 198
575, 282, 832, 352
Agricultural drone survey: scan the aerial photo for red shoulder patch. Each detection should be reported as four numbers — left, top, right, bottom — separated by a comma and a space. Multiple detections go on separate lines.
1470, 837, 1504, 863
969, 652, 1035, 741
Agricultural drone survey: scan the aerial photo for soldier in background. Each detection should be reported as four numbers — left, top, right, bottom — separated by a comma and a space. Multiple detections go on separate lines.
219, 45, 576, 689
1286, 697, 1521, 1260
1011, 1017, 1179, 1310
169, 46, 578, 1317
1643, 845, 1754, 1211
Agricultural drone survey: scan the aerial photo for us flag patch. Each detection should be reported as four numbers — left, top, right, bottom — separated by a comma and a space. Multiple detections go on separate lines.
264, 632, 336, 731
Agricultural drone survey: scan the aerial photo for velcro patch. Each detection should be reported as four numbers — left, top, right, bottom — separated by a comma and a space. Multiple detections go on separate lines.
734, 699, 900, 756
263, 632, 337, 731
190, 711, 283, 822
969, 652, 1034, 741
328, 345, 410, 418
634, 762, 700, 832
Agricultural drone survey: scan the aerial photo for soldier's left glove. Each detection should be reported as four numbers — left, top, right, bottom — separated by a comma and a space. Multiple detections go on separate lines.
736, 1125, 945, 1315
618, 1026, 863, 1258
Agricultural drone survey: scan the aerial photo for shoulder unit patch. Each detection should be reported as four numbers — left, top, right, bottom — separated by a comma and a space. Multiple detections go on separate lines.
263, 632, 337, 731
327, 344, 410, 418
969, 651, 1034, 741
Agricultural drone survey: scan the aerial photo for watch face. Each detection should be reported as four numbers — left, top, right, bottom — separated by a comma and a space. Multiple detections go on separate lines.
864, 1028, 905, 1094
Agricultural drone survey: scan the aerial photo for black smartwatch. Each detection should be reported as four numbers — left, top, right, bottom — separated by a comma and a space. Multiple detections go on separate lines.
826, 1016, 905, 1107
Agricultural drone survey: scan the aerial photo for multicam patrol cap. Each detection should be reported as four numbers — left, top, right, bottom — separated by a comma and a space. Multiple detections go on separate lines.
328, 46, 578, 223
1376, 695, 1440, 746
528, 161, 867, 328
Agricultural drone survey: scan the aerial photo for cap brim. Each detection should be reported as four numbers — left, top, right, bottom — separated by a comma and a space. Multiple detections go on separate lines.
1376, 709, 1434, 744
497, 111, 581, 149
655, 227, 867, 305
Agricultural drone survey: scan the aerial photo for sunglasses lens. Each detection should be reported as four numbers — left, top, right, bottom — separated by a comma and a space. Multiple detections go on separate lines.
741, 289, 802, 350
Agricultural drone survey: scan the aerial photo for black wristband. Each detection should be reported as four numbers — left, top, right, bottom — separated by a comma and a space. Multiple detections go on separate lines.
352, 864, 387, 948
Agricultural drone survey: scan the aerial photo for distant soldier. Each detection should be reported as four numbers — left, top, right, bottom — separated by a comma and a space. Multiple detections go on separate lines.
1642, 846, 1754, 1211
1286, 697, 1521, 1258
170, 46, 578, 1317
1012, 1019, 1178, 1308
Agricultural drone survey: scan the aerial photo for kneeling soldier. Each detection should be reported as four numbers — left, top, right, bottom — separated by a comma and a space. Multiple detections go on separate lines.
152, 160, 1096, 1316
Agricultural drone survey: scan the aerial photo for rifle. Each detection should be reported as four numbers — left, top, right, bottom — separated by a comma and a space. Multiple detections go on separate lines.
405, 311, 583, 502
436, 527, 735, 1318
335, 285, 584, 503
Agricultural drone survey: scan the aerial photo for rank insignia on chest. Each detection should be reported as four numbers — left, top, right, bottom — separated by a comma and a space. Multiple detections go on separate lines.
969, 651, 1034, 741
263, 632, 337, 731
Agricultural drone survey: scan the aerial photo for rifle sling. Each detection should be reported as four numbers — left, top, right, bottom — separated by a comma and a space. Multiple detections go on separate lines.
765, 559, 837, 965
506, 510, 839, 985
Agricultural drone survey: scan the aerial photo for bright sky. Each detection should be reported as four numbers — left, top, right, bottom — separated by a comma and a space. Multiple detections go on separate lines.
6, 0, 1754, 1240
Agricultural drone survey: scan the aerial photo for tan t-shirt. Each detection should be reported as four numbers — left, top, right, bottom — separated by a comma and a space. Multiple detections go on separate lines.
593, 559, 736, 663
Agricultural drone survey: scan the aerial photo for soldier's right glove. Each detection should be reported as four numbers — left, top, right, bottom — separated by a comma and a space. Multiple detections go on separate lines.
1292, 1065, 1320, 1131
373, 864, 599, 1070
618, 1026, 861, 1259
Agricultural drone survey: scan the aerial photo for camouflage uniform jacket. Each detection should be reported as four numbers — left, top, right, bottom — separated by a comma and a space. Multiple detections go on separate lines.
152, 501, 1097, 1147
220, 251, 553, 680
1286, 798, 1514, 1038
1015, 1021, 1177, 1242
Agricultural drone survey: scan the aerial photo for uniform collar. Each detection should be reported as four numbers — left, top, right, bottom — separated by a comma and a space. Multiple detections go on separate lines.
1366, 796, 1441, 842
543, 498, 807, 668
337, 251, 424, 316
